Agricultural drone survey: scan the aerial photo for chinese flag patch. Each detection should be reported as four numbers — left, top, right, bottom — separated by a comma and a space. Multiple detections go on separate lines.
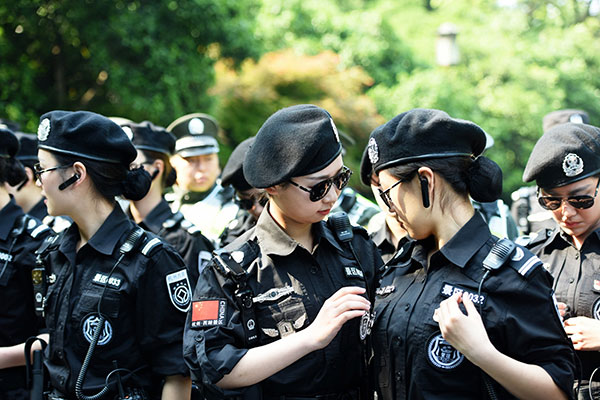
191, 299, 226, 328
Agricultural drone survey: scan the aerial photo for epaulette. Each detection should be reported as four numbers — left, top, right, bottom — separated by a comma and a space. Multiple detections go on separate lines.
180, 219, 202, 235
139, 234, 163, 257
24, 217, 52, 239
506, 244, 543, 279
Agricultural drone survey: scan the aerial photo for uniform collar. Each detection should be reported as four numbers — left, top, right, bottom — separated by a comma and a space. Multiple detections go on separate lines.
254, 206, 300, 257
438, 212, 491, 268
0, 197, 24, 241
62, 205, 132, 256
141, 199, 173, 233
180, 183, 218, 205
28, 198, 48, 220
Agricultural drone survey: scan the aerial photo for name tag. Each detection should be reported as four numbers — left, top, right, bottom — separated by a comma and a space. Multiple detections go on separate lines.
92, 273, 122, 289
344, 266, 364, 279
376, 285, 396, 296
440, 282, 486, 307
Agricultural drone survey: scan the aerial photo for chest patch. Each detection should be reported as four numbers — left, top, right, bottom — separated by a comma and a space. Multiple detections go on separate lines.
253, 285, 294, 304
427, 332, 464, 370
166, 269, 191, 312
344, 265, 364, 279
191, 299, 227, 328
592, 298, 600, 320
376, 285, 396, 296
440, 282, 486, 307
91, 273, 122, 289
82, 314, 113, 346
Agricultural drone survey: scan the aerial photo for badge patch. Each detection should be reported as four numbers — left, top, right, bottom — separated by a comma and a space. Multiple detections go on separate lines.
427, 332, 464, 370
376, 285, 396, 296
91, 273, 122, 289
344, 265, 364, 279
367, 137, 379, 164
562, 153, 584, 177
191, 299, 227, 328
440, 283, 486, 307
37, 118, 50, 142
82, 314, 113, 346
593, 298, 600, 320
253, 285, 294, 303
166, 269, 191, 312
359, 311, 375, 340
188, 118, 205, 135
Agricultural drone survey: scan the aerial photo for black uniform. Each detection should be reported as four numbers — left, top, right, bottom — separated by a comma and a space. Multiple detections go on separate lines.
40, 206, 191, 399
133, 198, 214, 286
0, 198, 53, 397
372, 213, 575, 400
183, 208, 382, 399
526, 228, 600, 384
218, 210, 257, 248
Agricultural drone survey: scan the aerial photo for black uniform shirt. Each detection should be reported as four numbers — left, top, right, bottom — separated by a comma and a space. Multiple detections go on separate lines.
135, 198, 214, 286
372, 213, 575, 400
527, 227, 600, 379
28, 197, 48, 221
184, 207, 382, 398
370, 222, 397, 264
42, 206, 190, 398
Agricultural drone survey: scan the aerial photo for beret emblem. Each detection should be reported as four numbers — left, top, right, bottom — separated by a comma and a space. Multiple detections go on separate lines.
329, 118, 340, 143
188, 118, 205, 135
562, 153, 584, 177
367, 137, 379, 164
37, 118, 50, 142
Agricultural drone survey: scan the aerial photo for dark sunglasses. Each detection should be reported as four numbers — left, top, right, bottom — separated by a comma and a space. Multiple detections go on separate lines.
33, 163, 72, 181
289, 166, 352, 202
235, 193, 268, 210
537, 178, 600, 210
377, 179, 404, 210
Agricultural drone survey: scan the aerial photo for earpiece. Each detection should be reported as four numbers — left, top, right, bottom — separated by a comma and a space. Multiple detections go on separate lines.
419, 175, 430, 208
58, 173, 80, 191
150, 169, 159, 181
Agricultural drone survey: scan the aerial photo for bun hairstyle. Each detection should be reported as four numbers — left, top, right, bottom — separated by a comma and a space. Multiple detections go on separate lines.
467, 156, 503, 202
121, 167, 152, 201
0, 127, 26, 186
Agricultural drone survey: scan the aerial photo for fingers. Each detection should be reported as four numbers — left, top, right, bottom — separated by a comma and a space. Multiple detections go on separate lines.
329, 286, 366, 302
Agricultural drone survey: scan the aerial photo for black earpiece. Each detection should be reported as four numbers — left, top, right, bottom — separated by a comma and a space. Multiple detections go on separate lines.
58, 174, 80, 191
150, 169, 159, 181
419, 175, 430, 208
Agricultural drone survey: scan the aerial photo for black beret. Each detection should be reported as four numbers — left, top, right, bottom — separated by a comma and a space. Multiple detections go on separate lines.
542, 109, 590, 133
523, 122, 600, 188
221, 136, 255, 191
0, 127, 20, 159
14, 132, 38, 163
166, 113, 219, 157
37, 110, 137, 166
0, 118, 20, 132
244, 104, 343, 188
122, 121, 176, 155
365, 108, 486, 176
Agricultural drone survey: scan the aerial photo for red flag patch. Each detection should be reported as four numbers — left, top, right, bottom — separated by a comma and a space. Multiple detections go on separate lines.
191, 299, 227, 328
594, 280, 600, 291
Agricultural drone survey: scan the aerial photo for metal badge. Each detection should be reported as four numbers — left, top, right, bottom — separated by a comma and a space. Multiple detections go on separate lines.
562, 153, 584, 177
367, 137, 379, 164
37, 118, 50, 142
359, 310, 375, 340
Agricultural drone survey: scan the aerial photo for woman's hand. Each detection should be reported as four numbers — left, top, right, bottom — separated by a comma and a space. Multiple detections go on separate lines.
564, 316, 600, 351
433, 292, 494, 364
303, 286, 370, 351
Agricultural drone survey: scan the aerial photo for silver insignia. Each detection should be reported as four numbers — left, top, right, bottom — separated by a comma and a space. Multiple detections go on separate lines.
188, 118, 205, 135
562, 153, 584, 177
329, 117, 340, 143
253, 285, 294, 303
37, 118, 50, 142
367, 137, 379, 164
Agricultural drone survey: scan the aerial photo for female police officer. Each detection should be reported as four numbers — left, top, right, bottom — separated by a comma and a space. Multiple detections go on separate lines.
365, 109, 575, 399
0, 127, 53, 399
34, 111, 191, 399
521, 122, 600, 399
183, 104, 382, 399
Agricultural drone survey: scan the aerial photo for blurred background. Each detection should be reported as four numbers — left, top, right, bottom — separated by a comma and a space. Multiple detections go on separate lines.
1, 0, 599, 201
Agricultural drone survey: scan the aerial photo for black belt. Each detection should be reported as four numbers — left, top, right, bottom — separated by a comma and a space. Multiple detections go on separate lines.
266, 389, 359, 400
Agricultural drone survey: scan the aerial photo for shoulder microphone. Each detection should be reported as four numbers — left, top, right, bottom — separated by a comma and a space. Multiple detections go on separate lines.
58, 173, 80, 191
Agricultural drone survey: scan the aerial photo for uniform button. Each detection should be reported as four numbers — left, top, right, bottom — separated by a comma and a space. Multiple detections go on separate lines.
404, 304, 411, 311
421, 278, 425, 283
394, 336, 403, 345
59, 376, 65, 385
569, 278, 575, 284
575, 253, 580, 260
57, 350, 63, 359
395, 371, 402, 382
310, 266, 319, 274
196, 336, 204, 342
58, 323, 64, 330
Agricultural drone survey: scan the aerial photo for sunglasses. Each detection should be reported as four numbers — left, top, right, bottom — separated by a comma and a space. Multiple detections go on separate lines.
235, 193, 268, 210
377, 179, 404, 210
33, 163, 72, 181
537, 178, 600, 210
289, 166, 352, 202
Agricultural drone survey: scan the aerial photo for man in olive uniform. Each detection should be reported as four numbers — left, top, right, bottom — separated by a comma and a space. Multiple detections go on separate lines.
166, 113, 238, 245
511, 109, 590, 235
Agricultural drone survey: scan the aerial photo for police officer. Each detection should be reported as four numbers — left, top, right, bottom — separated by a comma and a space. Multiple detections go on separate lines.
367, 109, 575, 399
511, 109, 590, 235
218, 136, 267, 248
522, 122, 600, 399
33, 111, 191, 399
0, 127, 53, 399
183, 104, 382, 399
122, 120, 214, 286
166, 113, 238, 244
